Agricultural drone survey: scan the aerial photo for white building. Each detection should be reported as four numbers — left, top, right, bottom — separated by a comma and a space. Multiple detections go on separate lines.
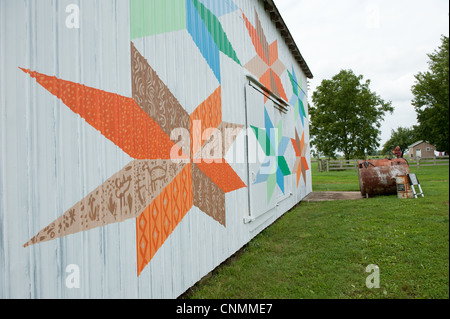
0, 0, 313, 298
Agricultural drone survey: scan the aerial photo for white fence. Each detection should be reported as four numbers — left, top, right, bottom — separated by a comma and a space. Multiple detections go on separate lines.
313, 156, 449, 172
410, 156, 450, 169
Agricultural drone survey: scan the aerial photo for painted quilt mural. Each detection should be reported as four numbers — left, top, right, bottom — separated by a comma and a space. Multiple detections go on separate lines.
242, 8, 310, 204
243, 9, 288, 102
130, 0, 241, 83
20, 0, 310, 277
288, 66, 308, 127
251, 107, 291, 203
292, 129, 310, 187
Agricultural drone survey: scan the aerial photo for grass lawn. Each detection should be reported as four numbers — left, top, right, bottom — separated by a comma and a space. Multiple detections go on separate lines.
183, 163, 449, 299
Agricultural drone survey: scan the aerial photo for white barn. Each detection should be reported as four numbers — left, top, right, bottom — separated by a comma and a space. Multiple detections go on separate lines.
0, 0, 313, 298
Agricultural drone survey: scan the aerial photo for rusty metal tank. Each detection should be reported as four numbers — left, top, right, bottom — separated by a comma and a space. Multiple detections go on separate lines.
358, 158, 411, 197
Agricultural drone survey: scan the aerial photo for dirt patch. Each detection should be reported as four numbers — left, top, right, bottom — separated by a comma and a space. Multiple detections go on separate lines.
303, 192, 364, 202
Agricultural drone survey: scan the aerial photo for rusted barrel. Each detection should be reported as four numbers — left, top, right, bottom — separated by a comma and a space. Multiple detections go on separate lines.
358, 159, 411, 197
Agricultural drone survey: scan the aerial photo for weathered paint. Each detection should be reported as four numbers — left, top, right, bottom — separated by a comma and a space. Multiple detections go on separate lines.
395, 175, 414, 199
0, 0, 312, 299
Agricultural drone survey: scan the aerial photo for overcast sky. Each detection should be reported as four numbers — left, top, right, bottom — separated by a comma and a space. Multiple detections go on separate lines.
275, 0, 449, 147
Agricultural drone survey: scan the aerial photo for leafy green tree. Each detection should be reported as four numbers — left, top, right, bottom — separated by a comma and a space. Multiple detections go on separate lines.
310, 70, 394, 160
381, 126, 419, 156
412, 35, 449, 152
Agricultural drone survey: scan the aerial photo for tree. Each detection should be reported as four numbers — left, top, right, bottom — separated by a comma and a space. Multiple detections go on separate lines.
310, 70, 394, 160
381, 126, 419, 156
412, 35, 449, 153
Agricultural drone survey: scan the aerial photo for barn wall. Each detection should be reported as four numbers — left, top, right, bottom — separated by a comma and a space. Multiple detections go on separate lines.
0, 0, 312, 299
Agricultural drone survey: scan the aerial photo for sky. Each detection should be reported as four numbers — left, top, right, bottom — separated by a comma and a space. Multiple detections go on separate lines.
275, 0, 449, 148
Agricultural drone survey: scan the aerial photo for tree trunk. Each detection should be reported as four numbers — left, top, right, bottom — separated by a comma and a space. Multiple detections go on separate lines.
344, 150, 350, 161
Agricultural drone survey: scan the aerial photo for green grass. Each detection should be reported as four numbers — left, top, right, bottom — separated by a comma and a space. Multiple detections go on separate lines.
310, 162, 360, 192
183, 165, 449, 299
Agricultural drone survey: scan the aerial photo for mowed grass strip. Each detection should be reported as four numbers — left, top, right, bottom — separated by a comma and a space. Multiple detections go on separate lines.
183, 164, 449, 299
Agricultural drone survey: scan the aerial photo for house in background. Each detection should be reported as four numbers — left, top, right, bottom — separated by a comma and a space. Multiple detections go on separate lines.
408, 141, 437, 158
